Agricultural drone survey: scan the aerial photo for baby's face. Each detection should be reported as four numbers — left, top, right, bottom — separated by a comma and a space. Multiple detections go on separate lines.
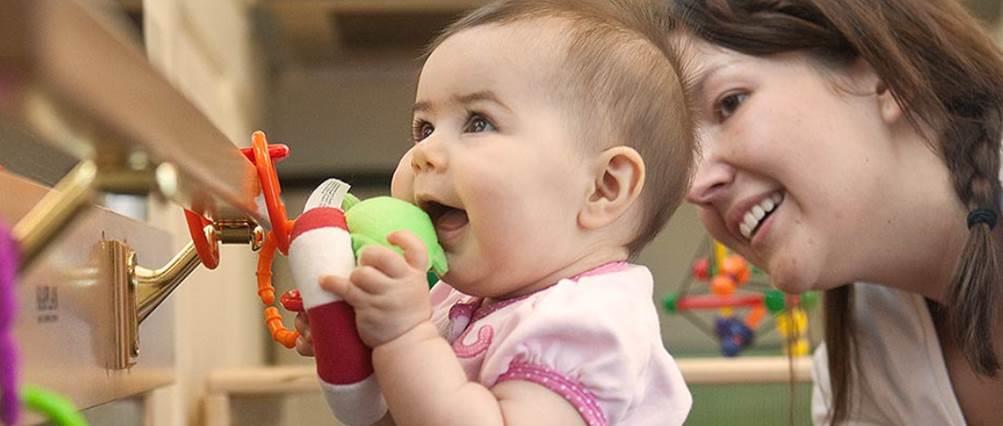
391, 22, 594, 298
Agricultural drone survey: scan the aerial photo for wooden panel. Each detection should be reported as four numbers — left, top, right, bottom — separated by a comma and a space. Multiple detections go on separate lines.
1, 171, 175, 423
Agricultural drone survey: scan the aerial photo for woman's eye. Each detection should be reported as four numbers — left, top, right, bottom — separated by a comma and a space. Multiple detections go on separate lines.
412, 120, 434, 142
464, 114, 495, 133
714, 92, 749, 121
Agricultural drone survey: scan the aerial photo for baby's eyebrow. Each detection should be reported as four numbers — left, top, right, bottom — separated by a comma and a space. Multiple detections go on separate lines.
413, 101, 432, 115
412, 90, 512, 115
453, 91, 511, 112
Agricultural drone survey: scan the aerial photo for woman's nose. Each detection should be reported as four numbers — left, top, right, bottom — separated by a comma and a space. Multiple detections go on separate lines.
410, 138, 447, 172
686, 153, 736, 204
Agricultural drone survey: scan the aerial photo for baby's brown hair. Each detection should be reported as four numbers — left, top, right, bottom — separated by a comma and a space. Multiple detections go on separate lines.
426, 0, 695, 256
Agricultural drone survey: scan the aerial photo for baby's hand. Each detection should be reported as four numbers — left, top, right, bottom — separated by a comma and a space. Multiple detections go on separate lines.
293, 311, 315, 357
319, 230, 432, 348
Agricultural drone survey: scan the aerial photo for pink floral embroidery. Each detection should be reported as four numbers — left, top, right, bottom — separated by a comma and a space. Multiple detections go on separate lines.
496, 359, 607, 426
446, 302, 478, 342
452, 324, 493, 358
472, 294, 529, 322
449, 302, 478, 320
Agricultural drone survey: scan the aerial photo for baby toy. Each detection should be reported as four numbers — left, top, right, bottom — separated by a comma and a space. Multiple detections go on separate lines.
204, 131, 446, 425
341, 194, 447, 279
663, 240, 815, 357
281, 178, 447, 425
286, 179, 382, 425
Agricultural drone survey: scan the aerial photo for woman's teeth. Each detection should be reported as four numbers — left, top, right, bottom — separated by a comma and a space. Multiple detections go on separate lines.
739, 192, 783, 240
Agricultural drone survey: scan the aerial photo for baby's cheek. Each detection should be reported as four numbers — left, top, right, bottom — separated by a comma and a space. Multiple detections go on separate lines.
390, 156, 415, 201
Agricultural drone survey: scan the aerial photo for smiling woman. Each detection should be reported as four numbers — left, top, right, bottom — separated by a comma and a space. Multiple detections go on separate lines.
670, 0, 1003, 424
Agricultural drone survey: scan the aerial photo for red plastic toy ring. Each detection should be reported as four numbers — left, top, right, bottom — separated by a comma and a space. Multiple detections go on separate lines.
251, 131, 292, 255
184, 209, 219, 269
255, 229, 300, 348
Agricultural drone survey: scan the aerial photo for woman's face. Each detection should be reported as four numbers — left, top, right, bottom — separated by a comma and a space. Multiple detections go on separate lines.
682, 36, 913, 293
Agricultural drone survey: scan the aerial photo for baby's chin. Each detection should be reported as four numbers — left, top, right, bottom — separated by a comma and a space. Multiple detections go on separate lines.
438, 269, 510, 298
438, 269, 475, 292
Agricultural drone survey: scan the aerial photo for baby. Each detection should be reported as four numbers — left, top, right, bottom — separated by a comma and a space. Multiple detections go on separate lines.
298, 0, 695, 424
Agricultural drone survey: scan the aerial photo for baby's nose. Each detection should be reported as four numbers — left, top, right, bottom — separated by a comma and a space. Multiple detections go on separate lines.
410, 139, 447, 172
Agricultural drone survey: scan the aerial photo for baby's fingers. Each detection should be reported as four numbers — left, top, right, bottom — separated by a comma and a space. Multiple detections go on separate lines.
295, 335, 314, 357
350, 265, 395, 294
387, 230, 429, 272
293, 312, 314, 357
319, 274, 365, 306
357, 245, 411, 279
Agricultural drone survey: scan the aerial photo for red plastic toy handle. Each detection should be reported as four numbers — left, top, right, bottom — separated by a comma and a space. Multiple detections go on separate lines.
251, 131, 292, 255
256, 230, 301, 348
241, 144, 289, 164
184, 209, 219, 269
280, 289, 305, 313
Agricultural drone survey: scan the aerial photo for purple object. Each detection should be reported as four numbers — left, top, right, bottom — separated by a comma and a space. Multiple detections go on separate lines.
0, 220, 18, 425
714, 316, 755, 357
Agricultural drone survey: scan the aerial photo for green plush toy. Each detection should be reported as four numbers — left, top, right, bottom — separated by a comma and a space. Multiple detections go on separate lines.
342, 193, 448, 286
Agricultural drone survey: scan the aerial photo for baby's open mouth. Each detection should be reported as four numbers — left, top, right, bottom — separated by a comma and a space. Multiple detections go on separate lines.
421, 200, 469, 237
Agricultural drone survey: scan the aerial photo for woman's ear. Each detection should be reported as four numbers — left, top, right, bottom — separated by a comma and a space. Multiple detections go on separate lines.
579, 146, 645, 230
876, 79, 904, 125
849, 57, 903, 124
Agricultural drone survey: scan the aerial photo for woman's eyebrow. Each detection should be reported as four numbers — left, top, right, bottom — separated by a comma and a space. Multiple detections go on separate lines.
691, 61, 738, 97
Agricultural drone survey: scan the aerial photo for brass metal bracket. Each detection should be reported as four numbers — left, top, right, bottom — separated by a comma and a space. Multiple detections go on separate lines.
18, 158, 263, 368
134, 242, 201, 324
102, 239, 140, 370
90, 218, 263, 369
133, 220, 263, 324
14, 161, 98, 268
13, 158, 180, 270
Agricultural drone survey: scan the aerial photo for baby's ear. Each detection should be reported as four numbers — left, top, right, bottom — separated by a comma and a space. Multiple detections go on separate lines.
579, 146, 645, 230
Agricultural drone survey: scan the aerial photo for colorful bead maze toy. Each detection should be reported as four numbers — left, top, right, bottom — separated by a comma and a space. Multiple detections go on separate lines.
663, 240, 815, 357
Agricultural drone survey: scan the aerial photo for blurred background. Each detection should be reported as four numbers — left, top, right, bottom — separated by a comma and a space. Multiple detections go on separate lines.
4, 0, 1003, 425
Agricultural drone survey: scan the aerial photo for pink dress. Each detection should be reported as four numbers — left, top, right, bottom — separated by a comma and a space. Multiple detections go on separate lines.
429, 263, 691, 426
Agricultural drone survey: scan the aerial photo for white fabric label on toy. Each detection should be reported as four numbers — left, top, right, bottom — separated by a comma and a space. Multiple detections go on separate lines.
305, 178, 351, 211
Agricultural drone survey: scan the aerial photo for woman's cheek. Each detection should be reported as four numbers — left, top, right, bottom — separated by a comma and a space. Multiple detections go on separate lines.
697, 207, 730, 244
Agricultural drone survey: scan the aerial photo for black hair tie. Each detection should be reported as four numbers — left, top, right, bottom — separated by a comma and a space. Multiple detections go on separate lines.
967, 208, 998, 230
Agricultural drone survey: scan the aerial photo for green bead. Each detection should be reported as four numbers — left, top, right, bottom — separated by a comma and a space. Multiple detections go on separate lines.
765, 289, 786, 313
663, 293, 679, 313
801, 291, 819, 309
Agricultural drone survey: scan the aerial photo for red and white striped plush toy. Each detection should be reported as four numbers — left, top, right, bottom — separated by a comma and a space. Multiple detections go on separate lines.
288, 179, 386, 425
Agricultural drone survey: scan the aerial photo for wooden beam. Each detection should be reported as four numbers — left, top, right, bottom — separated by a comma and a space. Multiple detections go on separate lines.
0, 0, 263, 224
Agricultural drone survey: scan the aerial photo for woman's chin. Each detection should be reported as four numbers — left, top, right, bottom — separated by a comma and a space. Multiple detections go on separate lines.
767, 258, 820, 294
771, 279, 810, 295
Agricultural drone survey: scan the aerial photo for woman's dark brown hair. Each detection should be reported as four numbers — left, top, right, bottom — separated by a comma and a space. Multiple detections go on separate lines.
669, 0, 1003, 423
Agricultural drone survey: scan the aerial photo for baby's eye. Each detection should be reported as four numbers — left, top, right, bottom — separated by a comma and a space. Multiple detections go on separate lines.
714, 92, 749, 122
412, 120, 434, 142
463, 113, 496, 133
